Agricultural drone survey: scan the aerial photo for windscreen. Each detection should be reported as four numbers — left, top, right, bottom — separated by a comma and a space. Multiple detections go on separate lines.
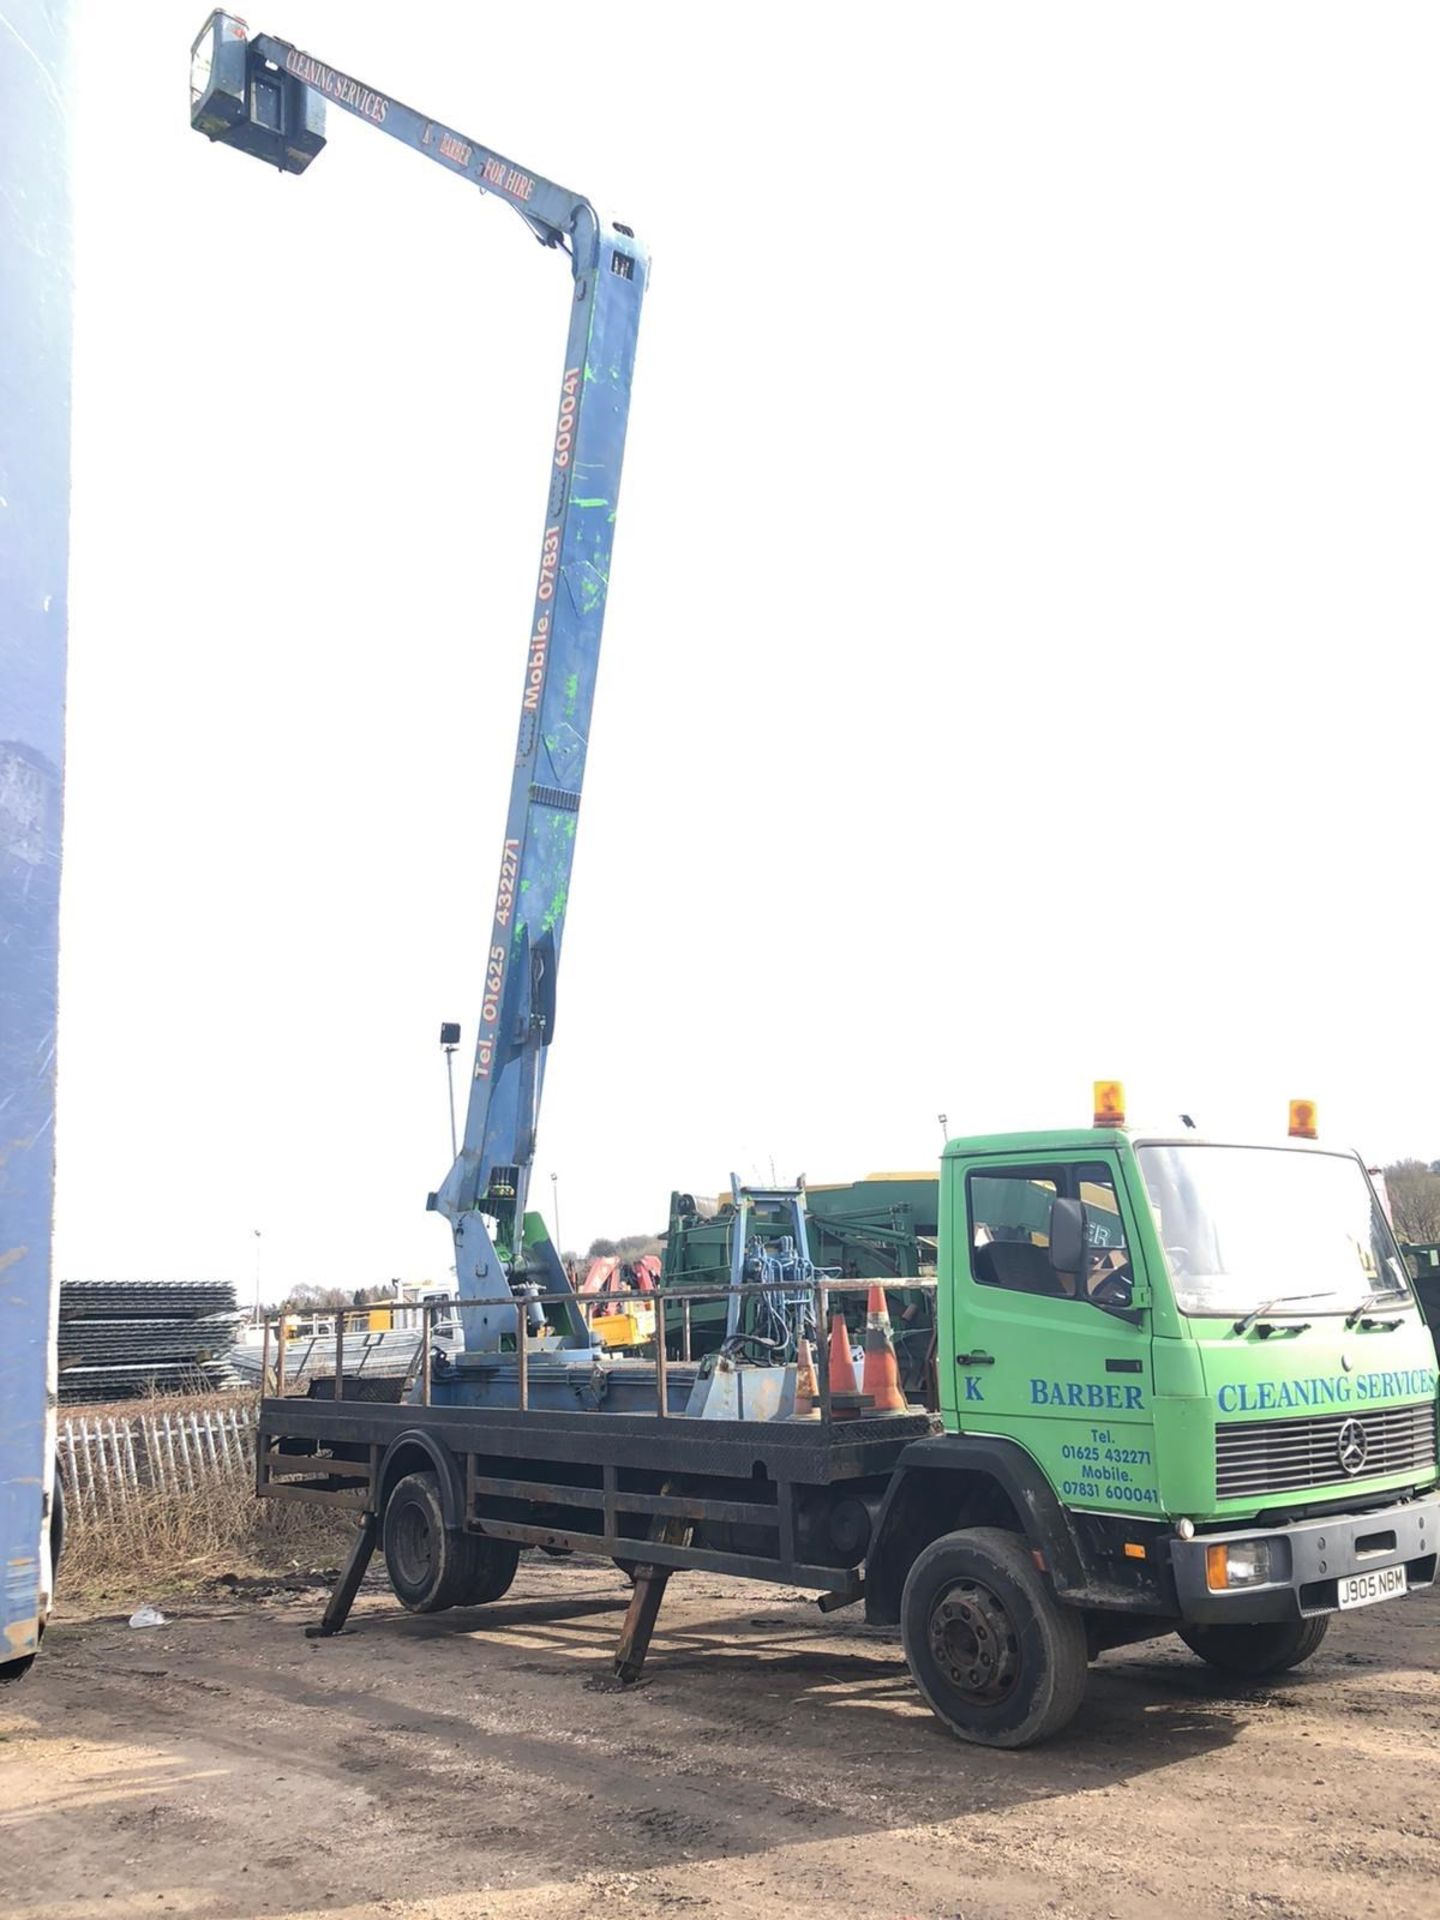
1136, 1144, 1412, 1319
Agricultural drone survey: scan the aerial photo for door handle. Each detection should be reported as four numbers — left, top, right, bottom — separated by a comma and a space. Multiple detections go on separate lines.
956, 1351, 994, 1366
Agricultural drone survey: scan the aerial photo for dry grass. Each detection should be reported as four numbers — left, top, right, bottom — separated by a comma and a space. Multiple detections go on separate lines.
58, 1388, 355, 1604
60, 1478, 354, 1603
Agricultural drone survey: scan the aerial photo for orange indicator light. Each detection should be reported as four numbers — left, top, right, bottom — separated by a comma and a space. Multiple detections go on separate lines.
1093, 1081, 1126, 1127
1288, 1099, 1318, 1141
1205, 1544, 1230, 1590
1123, 1541, 1146, 1561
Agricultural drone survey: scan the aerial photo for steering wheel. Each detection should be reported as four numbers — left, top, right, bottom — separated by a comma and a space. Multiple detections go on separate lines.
1090, 1266, 1133, 1307
1165, 1244, 1195, 1276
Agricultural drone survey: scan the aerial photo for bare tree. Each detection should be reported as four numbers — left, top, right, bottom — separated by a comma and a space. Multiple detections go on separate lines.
1383, 1160, 1440, 1245
280, 1280, 395, 1315
585, 1232, 663, 1263
613, 1232, 662, 1262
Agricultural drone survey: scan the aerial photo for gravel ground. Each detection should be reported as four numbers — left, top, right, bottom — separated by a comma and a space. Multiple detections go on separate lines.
2, 1557, 1438, 1920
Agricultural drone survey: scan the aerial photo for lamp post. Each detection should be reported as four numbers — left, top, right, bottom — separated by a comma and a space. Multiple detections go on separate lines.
551, 1170, 562, 1258
252, 1228, 262, 1325
439, 1022, 460, 1160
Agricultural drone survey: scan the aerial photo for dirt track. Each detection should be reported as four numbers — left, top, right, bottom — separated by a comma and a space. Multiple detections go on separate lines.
3, 1558, 1439, 1920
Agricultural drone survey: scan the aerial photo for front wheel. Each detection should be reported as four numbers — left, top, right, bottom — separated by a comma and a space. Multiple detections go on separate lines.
900, 1526, 1089, 1749
1178, 1615, 1329, 1677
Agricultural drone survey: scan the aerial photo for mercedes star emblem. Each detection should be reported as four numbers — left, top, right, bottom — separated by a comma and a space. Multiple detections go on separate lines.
1337, 1417, 1368, 1476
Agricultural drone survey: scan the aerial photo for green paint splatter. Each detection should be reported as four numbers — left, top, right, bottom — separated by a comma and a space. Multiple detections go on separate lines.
572, 497, 610, 509
584, 361, 597, 382
563, 672, 579, 718
541, 884, 568, 933
520, 877, 531, 892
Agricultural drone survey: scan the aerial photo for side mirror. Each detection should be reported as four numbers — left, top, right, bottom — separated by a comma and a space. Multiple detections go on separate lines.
1048, 1197, 1086, 1276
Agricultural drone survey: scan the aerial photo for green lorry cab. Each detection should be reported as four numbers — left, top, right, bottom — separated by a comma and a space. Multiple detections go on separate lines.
877, 1116, 1438, 1741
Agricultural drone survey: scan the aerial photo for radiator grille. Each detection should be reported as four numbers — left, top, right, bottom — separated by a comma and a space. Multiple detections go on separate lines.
1215, 1400, 1436, 1501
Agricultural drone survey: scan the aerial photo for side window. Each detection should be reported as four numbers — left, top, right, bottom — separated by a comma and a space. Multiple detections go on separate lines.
969, 1170, 1060, 1296
1080, 1173, 1127, 1250
969, 1163, 1131, 1305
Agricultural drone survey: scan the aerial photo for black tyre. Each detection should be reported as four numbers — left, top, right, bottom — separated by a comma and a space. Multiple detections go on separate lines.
900, 1526, 1089, 1749
1178, 1614, 1329, 1677
0, 1655, 36, 1685
383, 1471, 480, 1614
456, 1537, 520, 1607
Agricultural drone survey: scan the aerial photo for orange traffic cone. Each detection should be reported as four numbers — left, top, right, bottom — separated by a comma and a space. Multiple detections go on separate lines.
792, 1337, 820, 1419
861, 1285, 908, 1414
828, 1309, 861, 1416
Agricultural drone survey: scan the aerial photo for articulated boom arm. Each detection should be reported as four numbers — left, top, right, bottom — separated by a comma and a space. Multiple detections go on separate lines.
253, 32, 587, 251
191, 15, 648, 1318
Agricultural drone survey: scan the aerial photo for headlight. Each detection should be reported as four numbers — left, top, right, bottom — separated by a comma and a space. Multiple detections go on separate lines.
1205, 1539, 1278, 1589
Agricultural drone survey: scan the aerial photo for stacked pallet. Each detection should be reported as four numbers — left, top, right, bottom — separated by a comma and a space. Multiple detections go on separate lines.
57, 1280, 244, 1402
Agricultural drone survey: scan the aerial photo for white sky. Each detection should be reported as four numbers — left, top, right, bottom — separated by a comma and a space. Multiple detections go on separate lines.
54, 1, 1440, 1300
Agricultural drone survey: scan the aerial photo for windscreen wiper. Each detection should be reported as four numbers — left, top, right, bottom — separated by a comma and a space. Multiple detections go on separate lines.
1345, 1288, 1409, 1329
1232, 1294, 1325, 1336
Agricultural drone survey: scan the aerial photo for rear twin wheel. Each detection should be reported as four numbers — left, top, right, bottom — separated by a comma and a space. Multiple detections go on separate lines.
382, 1471, 519, 1614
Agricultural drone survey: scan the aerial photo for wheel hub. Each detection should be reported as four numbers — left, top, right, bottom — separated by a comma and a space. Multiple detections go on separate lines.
927, 1577, 1020, 1706
393, 1504, 434, 1589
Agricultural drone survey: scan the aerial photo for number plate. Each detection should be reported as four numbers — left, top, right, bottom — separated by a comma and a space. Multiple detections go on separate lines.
1337, 1564, 1408, 1610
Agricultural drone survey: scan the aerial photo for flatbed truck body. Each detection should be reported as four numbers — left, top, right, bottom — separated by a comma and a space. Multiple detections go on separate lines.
260, 1395, 937, 1598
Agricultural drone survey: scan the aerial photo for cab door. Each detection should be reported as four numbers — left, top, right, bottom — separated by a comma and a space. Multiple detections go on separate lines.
944, 1153, 1162, 1520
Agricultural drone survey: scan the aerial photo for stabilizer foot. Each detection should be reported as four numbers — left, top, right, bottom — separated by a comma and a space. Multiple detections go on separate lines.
612, 1493, 693, 1685
309, 1511, 378, 1638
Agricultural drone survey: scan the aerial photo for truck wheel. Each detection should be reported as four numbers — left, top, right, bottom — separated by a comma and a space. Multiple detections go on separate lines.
457, 1538, 520, 1607
900, 1526, 1089, 1749
383, 1471, 477, 1614
1178, 1615, 1329, 1677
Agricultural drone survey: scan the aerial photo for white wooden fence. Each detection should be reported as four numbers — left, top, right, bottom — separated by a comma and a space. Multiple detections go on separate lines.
58, 1402, 255, 1517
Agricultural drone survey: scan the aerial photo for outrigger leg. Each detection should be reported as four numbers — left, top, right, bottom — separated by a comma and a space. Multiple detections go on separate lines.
305, 1511, 378, 1639
614, 1563, 671, 1684
613, 1503, 694, 1685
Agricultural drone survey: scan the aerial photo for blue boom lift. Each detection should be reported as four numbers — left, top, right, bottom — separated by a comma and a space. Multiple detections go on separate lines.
190, 15, 646, 1363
